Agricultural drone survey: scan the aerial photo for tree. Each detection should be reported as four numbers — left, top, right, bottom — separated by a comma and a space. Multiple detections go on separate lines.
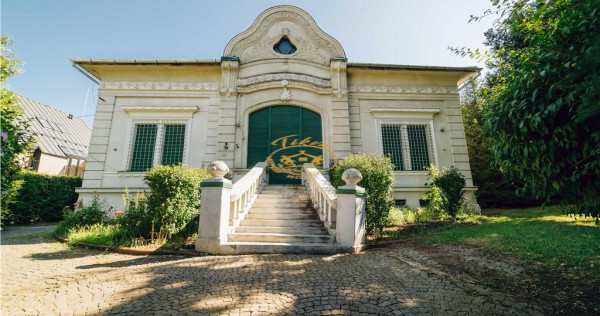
1, 36, 34, 223
460, 78, 540, 208
459, 0, 600, 222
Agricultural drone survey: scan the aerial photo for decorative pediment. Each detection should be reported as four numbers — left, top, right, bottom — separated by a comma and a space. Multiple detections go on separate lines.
223, 6, 345, 66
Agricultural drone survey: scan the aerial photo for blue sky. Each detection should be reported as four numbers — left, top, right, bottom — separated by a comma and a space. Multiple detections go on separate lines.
2, 0, 495, 127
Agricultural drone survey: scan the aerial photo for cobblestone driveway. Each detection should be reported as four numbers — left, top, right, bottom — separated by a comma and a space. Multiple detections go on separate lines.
1, 226, 540, 316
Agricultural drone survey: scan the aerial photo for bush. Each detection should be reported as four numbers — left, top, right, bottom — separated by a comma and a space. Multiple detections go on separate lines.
118, 191, 153, 239
7, 171, 82, 223
129, 165, 210, 241
330, 153, 394, 235
424, 165, 466, 219
55, 194, 111, 236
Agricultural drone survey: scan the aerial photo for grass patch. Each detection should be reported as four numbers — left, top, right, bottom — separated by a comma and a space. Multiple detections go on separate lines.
57, 223, 196, 250
62, 224, 131, 247
423, 205, 600, 271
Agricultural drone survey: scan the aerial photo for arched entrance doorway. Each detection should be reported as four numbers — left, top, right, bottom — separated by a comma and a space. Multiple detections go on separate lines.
247, 105, 323, 184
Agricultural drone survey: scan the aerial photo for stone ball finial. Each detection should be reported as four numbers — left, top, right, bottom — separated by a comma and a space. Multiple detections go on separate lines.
208, 161, 229, 179
342, 168, 363, 188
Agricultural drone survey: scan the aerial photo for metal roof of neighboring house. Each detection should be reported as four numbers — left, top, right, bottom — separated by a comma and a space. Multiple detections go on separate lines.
17, 94, 91, 159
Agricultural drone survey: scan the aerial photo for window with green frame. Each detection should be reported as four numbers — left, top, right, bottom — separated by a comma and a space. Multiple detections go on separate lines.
380, 123, 434, 171
129, 123, 186, 172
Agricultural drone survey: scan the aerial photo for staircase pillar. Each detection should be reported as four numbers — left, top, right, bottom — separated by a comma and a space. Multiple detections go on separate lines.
195, 161, 232, 254
335, 168, 366, 252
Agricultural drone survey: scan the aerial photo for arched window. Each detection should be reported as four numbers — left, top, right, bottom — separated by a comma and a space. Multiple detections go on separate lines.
273, 37, 297, 55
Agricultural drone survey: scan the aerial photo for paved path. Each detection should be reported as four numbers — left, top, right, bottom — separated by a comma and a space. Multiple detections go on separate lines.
1, 226, 540, 316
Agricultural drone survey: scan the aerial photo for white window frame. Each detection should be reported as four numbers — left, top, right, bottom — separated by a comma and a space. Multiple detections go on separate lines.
376, 120, 438, 172
122, 118, 191, 171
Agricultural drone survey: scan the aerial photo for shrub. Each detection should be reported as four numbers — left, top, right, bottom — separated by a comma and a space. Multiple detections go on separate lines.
143, 165, 210, 241
7, 171, 82, 223
330, 153, 394, 235
55, 194, 110, 236
118, 191, 153, 239
424, 165, 466, 219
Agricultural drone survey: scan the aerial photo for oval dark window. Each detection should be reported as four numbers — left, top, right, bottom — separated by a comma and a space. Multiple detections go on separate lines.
273, 37, 297, 55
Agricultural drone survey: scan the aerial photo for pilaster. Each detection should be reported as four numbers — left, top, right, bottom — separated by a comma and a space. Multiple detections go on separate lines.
329, 58, 351, 159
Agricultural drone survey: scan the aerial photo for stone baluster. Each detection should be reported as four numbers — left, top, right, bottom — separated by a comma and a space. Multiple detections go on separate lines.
195, 161, 232, 254
335, 168, 366, 252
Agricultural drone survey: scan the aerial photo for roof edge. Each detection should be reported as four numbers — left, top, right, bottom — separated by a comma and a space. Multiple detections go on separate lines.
348, 62, 481, 73
70, 59, 221, 65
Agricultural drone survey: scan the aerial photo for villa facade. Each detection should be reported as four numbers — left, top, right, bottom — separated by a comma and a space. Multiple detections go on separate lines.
73, 5, 477, 209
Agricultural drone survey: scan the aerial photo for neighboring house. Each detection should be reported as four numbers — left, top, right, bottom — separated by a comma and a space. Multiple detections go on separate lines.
18, 94, 91, 177
72, 5, 478, 209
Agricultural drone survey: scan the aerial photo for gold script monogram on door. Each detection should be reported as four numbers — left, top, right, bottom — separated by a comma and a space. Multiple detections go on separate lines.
266, 135, 338, 179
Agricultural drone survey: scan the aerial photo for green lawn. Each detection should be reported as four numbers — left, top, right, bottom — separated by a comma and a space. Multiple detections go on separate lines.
423, 206, 600, 271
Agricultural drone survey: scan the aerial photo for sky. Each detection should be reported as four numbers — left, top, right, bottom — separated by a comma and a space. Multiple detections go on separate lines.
2, 0, 496, 127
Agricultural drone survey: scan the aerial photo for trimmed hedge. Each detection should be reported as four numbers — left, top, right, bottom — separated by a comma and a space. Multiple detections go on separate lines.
8, 171, 82, 223
330, 153, 395, 235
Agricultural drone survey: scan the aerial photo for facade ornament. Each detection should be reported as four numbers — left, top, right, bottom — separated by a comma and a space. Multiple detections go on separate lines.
99, 81, 219, 90
223, 8, 346, 65
280, 80, 291, 101
208, 161, 230, 179
341, 168, 363, 189
220, 58, 239, 97
348, 85, 457, 94
330, 58, 348, 98
237, 73, 331, 88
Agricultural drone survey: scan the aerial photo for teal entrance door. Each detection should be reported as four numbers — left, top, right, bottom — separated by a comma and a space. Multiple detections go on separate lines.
247, 106, 323, 184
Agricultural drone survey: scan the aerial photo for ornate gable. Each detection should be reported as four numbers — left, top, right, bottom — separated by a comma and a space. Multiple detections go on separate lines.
223, 6, 345, 65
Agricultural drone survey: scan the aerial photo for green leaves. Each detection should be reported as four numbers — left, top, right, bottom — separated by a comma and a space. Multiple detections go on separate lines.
330, 153, 395, 235
473, 0, 600, 222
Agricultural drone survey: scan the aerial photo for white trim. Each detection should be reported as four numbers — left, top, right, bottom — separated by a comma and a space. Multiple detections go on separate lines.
376, 119, 438, 171
370, 108, 440, 114
124, 118, 191, 171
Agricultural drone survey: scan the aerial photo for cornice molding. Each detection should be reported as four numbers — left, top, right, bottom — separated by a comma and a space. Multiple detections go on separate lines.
349, 85, 457, 94
100, 81, 219, 91
122, 106, 199, 112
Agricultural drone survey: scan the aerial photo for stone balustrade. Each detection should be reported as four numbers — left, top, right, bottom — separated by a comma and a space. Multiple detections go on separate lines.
301, 164, 338, 235
229, 162, 268, 228
196, 161, 365, 254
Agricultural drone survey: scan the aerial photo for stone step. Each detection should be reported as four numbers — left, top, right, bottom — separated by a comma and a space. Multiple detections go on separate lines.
240, 219, 324, 227
248, 208, 316, 214
223, 242, 351, 255
245, 212, 318, 220
252, 201, 312, 208
228, 233, 335, 244
235, 226, 328, 234
260, 187, 306, 193
256, 194, 310, 202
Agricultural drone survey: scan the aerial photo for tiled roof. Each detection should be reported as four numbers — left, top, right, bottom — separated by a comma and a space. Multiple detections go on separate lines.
17, 94, 91, 158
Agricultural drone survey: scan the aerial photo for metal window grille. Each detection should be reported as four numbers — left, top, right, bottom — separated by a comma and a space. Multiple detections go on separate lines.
380, 123, 434, 171
407, 125, 431, 171
162, 125, 186, 165
130, 124, 157, 172
381, 124, 405, 171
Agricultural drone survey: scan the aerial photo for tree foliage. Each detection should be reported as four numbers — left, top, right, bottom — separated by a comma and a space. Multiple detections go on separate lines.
460, 78, 541, 208
460, 0, 600, 222
1, 36, 34, 222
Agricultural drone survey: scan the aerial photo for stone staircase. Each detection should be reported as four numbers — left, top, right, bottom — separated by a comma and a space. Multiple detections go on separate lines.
227, 185, 347, 254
